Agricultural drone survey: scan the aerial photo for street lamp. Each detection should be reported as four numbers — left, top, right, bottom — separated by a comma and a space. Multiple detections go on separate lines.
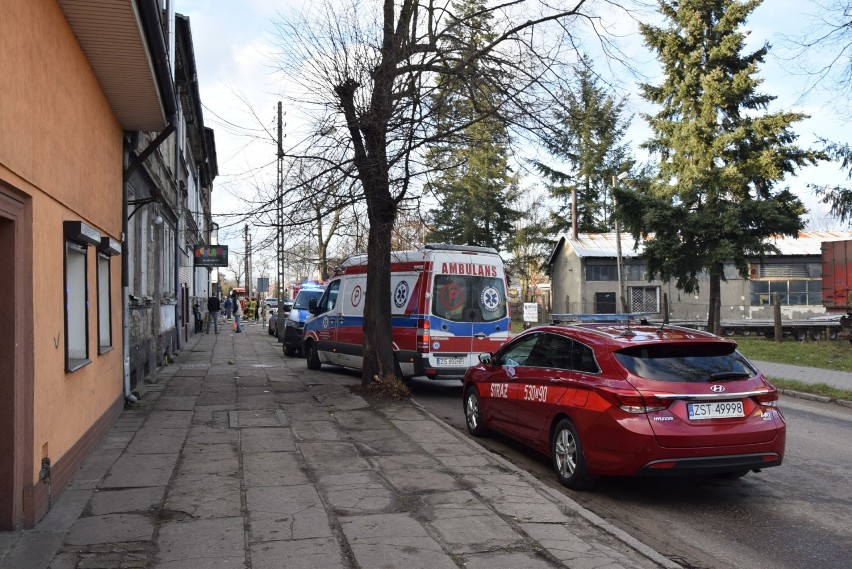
613, 172, 629, 313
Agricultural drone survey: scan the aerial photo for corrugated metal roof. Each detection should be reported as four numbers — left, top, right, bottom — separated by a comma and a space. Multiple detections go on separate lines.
554, 231, 852, 260
560, 232, 646, 259
767, 231, 851, 255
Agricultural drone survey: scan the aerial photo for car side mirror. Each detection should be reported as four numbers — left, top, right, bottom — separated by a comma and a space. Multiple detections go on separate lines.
308, 298, 319, 314
478, 353, 492, 366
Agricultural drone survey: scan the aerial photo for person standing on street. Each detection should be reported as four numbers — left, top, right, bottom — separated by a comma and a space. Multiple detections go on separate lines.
223, 296, 233, 320
206, 295, 221, 334
233, 292, 243, 333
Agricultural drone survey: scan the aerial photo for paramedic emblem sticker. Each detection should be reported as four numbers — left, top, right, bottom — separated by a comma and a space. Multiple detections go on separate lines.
394, 281, 409, 308
480, 285, 501, 312
351, 285, 362, 307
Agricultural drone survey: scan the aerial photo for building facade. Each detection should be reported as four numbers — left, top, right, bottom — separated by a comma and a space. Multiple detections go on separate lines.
0, 0, 215, 530
548, 231, 852, 322
125, 11, 217, 390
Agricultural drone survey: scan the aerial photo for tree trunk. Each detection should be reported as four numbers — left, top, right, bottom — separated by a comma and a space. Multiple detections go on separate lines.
361, 210, 396, 385
707, 272, 721, 335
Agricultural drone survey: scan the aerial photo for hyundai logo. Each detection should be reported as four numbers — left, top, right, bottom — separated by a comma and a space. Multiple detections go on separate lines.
710, 384, 725, 393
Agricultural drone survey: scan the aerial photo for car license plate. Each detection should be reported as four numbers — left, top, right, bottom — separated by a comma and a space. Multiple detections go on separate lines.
436, 357, 465, 366
688, 400, 745, 420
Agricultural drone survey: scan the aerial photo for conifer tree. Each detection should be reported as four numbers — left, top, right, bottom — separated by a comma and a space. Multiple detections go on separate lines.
532, 56, 632, 238
424, 0, 520, 251
622, 0, 823, 332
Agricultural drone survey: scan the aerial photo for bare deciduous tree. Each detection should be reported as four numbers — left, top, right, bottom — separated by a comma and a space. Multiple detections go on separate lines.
271, 0, 623, 385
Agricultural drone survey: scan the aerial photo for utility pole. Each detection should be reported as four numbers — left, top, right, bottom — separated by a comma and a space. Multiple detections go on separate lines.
613, 172, 629, 313
244, 224, 251, 297
277, 101, 284, 302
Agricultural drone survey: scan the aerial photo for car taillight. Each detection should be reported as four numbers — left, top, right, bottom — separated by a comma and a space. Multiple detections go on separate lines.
754, 388, 779, 407
417, 319, 430, 353
602, 388, 669, 414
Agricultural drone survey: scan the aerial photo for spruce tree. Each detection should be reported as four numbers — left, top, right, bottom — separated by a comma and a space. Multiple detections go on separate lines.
424, 0, 520, 251
532, 56, 632, 238
624, 0, 823, 332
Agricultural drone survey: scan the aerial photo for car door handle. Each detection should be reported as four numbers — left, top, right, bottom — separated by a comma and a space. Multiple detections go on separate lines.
474, 332, 487, 340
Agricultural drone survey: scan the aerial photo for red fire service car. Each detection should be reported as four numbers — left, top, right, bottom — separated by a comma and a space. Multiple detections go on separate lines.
462, 321, 785, 489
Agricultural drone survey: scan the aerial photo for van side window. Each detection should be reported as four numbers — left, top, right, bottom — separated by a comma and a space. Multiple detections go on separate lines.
319, 280, 340, 313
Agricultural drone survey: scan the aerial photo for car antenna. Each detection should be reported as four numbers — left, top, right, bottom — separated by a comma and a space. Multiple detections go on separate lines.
621, 314, 636, 338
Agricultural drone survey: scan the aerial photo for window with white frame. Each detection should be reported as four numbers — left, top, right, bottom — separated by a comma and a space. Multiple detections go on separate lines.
97, 253, 112, 352
65, 241, 89, 370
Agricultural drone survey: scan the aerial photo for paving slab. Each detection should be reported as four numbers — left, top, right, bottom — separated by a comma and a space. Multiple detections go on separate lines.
164, 473, 241, 519
242, 451, 309, 487
246, 485, 333, 542
153, 517, 245, 568
88, 487, 165, 516
249, 537, 346, 569
126, 428, 188, 454
340, 513, 458, 569
101, 453, 180, 489
423, 490, 523, 554
66, 514, 155, 546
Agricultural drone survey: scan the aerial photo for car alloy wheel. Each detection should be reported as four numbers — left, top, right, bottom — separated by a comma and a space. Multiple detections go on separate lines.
464, 387, 486, 436
551, 418, 594, 490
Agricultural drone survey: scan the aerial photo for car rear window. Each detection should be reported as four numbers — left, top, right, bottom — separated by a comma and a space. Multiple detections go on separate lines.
432, 275, 507, 322
613, 342, 757, 383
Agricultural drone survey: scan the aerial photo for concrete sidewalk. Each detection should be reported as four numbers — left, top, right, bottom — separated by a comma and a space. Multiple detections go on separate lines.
1, 319, 678, 569
750, 360, 852, 391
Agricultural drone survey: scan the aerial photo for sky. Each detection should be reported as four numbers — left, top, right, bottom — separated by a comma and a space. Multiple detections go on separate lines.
177, 0, 852, 281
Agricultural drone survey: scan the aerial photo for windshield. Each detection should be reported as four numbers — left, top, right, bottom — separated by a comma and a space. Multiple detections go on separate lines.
614, 343, 757, 383
294, 290, 323, 310
432, 274, 507, 322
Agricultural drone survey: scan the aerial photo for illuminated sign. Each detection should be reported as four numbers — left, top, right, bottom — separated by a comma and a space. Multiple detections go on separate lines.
194, 245, 228, 267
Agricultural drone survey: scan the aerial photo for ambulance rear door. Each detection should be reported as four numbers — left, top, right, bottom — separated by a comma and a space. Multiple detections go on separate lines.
427, 255, 510, 378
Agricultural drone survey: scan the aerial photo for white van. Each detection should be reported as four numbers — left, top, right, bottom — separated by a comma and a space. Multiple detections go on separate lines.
302, 244, 511, 380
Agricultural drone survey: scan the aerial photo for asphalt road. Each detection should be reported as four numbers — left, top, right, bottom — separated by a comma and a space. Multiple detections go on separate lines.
409, 378, 852, 569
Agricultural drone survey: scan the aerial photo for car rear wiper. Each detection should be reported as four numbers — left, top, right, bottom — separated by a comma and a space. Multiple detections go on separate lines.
708, 371, 751, 381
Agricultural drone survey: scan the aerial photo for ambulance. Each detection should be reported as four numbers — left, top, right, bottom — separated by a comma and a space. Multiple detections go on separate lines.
302, 243, 511, 380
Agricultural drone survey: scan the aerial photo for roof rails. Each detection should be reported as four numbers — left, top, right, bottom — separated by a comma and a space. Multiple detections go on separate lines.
551, 313, 654, 324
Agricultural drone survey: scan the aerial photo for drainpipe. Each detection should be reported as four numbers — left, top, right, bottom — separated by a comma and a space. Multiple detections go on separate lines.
174, 84, 183, 351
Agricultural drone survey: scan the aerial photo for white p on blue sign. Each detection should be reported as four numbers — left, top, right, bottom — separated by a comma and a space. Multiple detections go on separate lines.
523, 303, 538, 323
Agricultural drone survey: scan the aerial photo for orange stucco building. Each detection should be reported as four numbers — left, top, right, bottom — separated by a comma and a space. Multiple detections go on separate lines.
0, 0, 173, 529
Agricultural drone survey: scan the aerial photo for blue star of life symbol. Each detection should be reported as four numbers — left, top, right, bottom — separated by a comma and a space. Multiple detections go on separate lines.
480, 286, 500, 312
394, 281, 409, 308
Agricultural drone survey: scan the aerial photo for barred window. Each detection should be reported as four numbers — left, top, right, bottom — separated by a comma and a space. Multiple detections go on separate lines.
629, 286, 660, 313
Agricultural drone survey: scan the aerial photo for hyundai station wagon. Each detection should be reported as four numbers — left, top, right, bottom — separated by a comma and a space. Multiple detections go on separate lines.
462, 323, 785, 489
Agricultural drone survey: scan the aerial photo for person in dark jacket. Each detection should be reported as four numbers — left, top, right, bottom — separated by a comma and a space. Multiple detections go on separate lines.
206, 295, 221, 334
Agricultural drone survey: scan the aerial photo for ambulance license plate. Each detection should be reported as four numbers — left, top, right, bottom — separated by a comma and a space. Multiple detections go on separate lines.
436, 357, 465, 366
